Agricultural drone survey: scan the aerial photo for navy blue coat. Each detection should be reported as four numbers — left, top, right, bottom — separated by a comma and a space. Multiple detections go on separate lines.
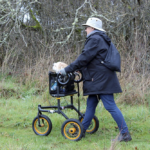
65, 31, 122, 96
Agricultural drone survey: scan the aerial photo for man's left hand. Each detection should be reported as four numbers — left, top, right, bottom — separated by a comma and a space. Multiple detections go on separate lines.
58, 68, 66, 75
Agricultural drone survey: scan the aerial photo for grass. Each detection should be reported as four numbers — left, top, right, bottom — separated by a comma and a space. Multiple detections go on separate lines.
0, 75, 150, 150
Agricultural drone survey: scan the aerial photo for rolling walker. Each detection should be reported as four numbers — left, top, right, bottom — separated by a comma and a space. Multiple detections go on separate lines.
32, 71, 99, 141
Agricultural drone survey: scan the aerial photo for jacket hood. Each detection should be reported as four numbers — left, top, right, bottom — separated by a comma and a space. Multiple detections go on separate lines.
88, 30, 111, 45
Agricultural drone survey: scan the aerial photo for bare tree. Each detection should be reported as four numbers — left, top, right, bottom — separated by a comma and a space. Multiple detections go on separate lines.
0, 0, 150, 103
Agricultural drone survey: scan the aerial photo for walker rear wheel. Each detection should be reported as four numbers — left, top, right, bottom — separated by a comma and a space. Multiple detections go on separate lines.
32, 115, 52, 136
61, 118, 83, 141
79, 114, 99, 134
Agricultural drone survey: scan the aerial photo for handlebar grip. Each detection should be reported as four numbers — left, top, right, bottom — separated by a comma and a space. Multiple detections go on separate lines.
74, 71, 83, 83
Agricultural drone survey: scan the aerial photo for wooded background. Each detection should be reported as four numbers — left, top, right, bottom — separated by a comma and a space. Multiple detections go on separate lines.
0, 0, 150, 104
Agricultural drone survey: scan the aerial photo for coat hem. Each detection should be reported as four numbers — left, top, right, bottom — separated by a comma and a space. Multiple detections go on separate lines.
83, 91, 122, 96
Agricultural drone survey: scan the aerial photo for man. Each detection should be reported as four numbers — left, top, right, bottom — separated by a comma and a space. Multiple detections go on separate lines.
59, 17, 132, 142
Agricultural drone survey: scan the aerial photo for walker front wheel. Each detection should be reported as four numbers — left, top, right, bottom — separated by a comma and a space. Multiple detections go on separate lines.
79, 114, 99, 134
32, 115, 52, 136
61, 118, 83, 141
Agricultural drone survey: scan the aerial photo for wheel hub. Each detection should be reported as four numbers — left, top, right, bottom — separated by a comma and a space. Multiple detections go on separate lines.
69, 128, 76, 134
41, 124, 45, 127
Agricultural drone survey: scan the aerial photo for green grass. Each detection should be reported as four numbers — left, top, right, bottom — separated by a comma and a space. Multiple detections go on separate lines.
0, 75, 150, 150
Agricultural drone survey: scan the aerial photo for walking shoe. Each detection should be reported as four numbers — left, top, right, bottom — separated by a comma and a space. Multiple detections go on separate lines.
112, 132, 132, 142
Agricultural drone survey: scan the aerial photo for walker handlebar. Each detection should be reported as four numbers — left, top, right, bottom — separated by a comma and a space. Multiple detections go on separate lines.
57, 71, 82, 85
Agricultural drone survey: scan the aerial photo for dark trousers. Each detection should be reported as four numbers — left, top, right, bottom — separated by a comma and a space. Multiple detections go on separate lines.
81, 94, 129, 134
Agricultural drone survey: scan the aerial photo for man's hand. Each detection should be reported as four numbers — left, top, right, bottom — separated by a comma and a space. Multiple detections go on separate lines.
58, 68, 66, 75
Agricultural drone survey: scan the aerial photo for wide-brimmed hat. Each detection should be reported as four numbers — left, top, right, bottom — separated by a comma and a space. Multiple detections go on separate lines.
82, 17, 106, 32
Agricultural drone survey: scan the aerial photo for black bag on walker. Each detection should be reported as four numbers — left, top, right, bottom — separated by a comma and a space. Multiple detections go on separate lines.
49, 72, 75, 95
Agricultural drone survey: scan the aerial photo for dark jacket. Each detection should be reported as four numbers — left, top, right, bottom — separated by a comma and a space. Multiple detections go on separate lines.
65, 31, 122, 96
